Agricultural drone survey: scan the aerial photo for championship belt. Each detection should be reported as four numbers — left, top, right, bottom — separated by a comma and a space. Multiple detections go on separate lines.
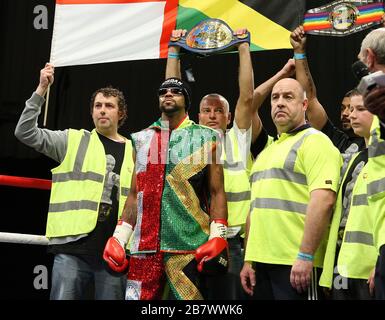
169, 18, 250, 56
303, 0, 384, 36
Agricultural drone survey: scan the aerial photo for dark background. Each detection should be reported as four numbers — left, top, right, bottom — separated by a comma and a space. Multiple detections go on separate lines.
0, 0, 370, 299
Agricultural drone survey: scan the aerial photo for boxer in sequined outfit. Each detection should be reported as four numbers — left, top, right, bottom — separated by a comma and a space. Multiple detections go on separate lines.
103, 76, 229, 300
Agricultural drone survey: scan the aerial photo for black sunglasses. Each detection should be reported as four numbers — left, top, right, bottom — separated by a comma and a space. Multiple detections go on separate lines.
158, 87, 183, 96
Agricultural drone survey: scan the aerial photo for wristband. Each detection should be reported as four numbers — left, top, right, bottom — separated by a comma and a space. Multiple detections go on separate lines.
209, 219, 228, 240
293, 52, 306, 60
113, 220, 133, 247
297, 252, 314, 261
168, 52, 180, 59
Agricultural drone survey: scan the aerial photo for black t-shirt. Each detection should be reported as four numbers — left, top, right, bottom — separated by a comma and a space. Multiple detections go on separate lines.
321, 119, 365, 154
48, 132, 127, 260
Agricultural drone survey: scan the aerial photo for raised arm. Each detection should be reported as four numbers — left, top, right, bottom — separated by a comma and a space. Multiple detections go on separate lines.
251, 59, 295, 142
233, 33, 254, 131
14, 63, 68, 162
290, 26, 328, 130
165, 29, 186, 79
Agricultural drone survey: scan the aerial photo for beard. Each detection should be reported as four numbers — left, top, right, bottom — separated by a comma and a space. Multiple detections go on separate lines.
159, 100, 183, 114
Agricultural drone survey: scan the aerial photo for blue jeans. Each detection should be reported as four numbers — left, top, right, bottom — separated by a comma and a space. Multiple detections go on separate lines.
50, 254, 126, 300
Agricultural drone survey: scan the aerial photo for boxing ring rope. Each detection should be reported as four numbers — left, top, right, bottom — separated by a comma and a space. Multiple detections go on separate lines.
0, 232, 49, 245
0, 175, 51, 190
0, 175, 50, 245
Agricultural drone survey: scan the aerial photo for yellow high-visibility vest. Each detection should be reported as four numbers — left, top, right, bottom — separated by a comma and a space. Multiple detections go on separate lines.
367, 116, 385, 251
222, 127, 252, 228
46, 129, 134, 237
245, 127, 341, 268
320, 152, 377, 288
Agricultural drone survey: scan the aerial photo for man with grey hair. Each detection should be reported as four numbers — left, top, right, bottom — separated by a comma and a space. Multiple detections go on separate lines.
357, 27, 385, 299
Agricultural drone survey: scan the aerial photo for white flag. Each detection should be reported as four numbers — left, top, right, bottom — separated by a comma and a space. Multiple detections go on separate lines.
50, 0, 178, 67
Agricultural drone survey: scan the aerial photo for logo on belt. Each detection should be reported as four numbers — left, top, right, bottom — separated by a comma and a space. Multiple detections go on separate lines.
169, 18, 250, 56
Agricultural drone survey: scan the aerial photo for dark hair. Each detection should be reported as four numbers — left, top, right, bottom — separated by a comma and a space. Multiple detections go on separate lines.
90, 86, 127, 127
344, 88, 362, 98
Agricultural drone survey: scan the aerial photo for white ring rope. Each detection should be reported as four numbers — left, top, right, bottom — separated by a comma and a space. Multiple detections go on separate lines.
0, 232, 49, 245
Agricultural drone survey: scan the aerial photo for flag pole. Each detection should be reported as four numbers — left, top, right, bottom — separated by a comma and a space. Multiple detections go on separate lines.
43, 84, 51, 127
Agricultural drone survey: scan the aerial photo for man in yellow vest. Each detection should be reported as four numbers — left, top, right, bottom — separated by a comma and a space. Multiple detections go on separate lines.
319, 90, 376, 299
240, 78, 342, 299
15, 63, 134, 300
290, 26, 377, 299
164, 28, 254, 299
357, 27, 385, 299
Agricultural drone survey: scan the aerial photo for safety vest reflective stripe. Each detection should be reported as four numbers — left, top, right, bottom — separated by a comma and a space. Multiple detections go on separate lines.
251, 198, 307, 214
52, 171, 104, 183
249, 129, 315, 186
284, 134, 311, 170
51, 131, 103, 183
73, 131, 91, 170
368, 177, 385, 196
352, 194, 368, 206
223, 161, 245, 171
250, 168, 307, 185
222, 131, 247, 172
226, 191, 250, 202
369, 122, 385, 157
49, 200, 99, 212
344, 231, 374, 246
370, 140, 385, 157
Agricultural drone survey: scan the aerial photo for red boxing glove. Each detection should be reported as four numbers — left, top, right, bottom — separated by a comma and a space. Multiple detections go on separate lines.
195, 219, 229, 274
103, 220, 133, 273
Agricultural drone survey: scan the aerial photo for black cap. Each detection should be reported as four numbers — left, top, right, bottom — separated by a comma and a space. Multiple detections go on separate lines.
159, 77, 192, 110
